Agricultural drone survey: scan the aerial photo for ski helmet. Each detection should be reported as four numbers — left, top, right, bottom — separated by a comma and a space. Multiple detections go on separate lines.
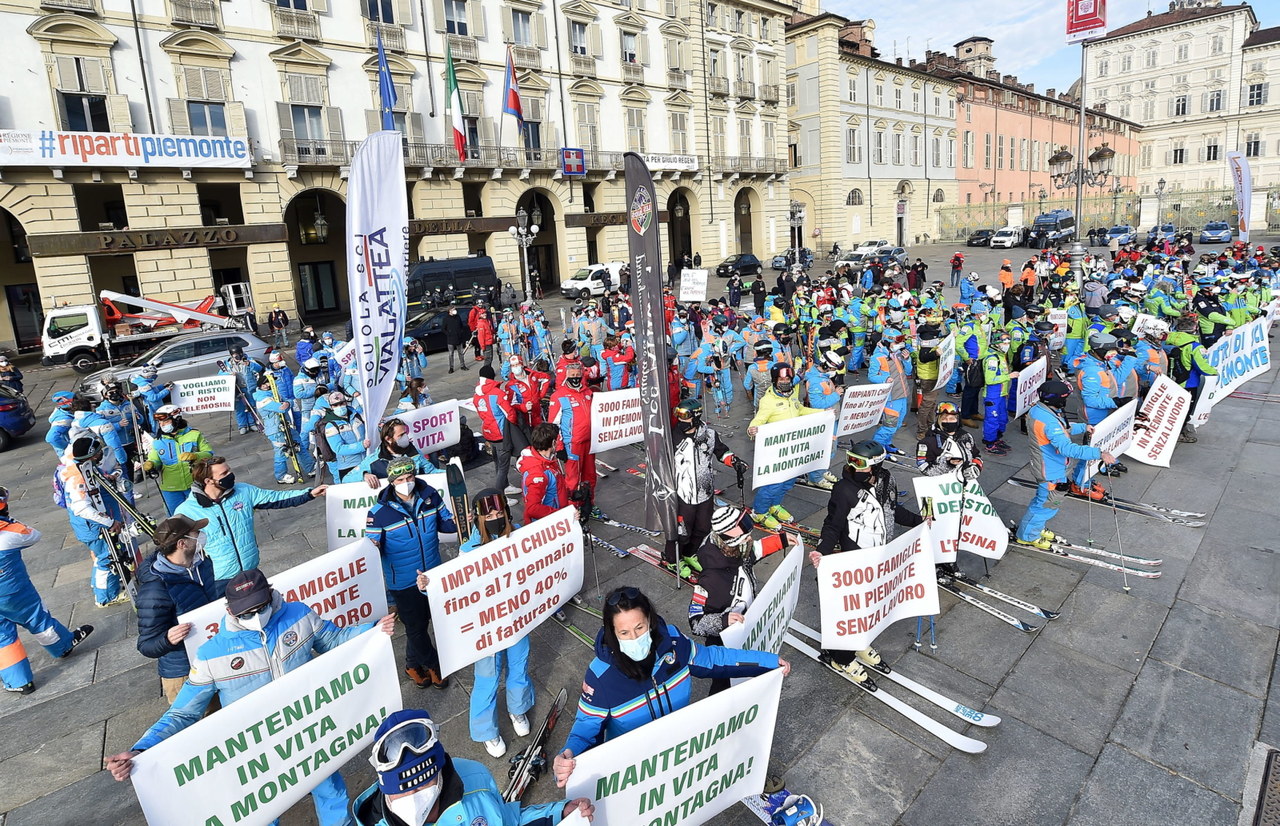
845, 440, 886, 472
1144, 319, 1170, 340
1087, 331, 1118, 353
821, 349, 844, 369
1117, 305, 1137, 323
303, 357, 321, 371
770, 364, 796, 396
674, 398, 703, 432
773, 323, 793, 343
1033, 320, 1055, 338
1039, 379, 1072, 408
917, 324, 942, 347
1097, 304, 1120, 320
70, 436, 102, 461
754, 340, 774, 360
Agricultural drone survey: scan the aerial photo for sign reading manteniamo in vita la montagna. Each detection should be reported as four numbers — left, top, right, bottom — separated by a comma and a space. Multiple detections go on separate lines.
26, 224, 287, 257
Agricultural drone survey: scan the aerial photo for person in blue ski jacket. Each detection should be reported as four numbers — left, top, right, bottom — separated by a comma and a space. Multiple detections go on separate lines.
130, 365, 171, 433
0, 356, 22, 394
221, 346, 262, 435
959, 272, 981, 305
551, 586, 786, 788
398, 337, 429, 388
0, 489, 94, 694
1014, 381, 1114, 549
295, 326, 319, 364
1076, 332, 1126, 426
68, 397, 128, 467
175, 456, 323, 589
671, 309, 695, 375
320, 390, 368, 481
95, 379, 139, 461
867, 328, 914, 453
317, 330, 347, 385
365, 458, 458, 690
108, 568, 395, 826
265, 352, 299, 425
803, 352, 844, 488
253, 371, 315, 484
44, 391, 75, 456
353, 709, 594, 826
58, 437, 128, 606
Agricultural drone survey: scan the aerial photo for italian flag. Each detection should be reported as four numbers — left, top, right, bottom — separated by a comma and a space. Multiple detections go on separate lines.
445, 42, 466, 162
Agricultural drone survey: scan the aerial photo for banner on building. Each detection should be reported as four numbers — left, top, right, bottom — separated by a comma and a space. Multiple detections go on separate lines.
0, 129, 252, 169
679, 269, 709, 303
935, 333, 956, 391
589, 388, 644, 453
752, 411, 837, 488
423, 507, 583, 677
720, 541, 804, 663
1124, 375, 1190, 467
566, 669, 783, 826
912, 474, 1007, 562
817, 523, 939, 651
178, 539, 389, 661
324, 475, 449, 552
1047, 308, 1068, 350
1189, 316, 1271, 427
397, 399, 461, 453
1084, 399, 1138, 481
132, 630, 400, 826
836, 383, 893, 437
346, 131, 409, 432
1227, 151, 1251, 243
1014, 356, 1047, 418
1066, 0, 1107, 43
624, 152, 678, 537
171, 376, 235, 415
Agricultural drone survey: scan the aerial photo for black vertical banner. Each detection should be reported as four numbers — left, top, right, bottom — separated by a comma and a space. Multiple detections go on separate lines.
623, 152, 677, 538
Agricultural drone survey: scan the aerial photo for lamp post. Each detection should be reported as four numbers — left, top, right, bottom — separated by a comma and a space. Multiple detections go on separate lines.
507, 204, 541, 301
1037, 187, 1047, 216
1049, 142, 1114, 288
788, 200, 804, 252
312, 192, 329, 244
1110, 180, 1124, 225
1154, 177, 1167, 228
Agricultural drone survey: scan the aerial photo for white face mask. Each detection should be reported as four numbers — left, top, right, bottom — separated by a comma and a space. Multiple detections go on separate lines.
387, 783, 441, 826
395, 434, 412, 448
240, 604, 273, 632
394, 481, 415, 497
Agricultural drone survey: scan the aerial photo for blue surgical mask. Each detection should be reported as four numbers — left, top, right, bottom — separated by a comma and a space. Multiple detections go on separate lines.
618, 633, 652, 661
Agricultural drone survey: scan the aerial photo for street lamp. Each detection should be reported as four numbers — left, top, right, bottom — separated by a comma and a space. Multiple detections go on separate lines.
1110, 180, 1124, 224
507, 204, 541, 301
312, 192, 329, 244
1037, 188, 1047, 215
788, 200, 804, 250
1154, 177, 1167, 226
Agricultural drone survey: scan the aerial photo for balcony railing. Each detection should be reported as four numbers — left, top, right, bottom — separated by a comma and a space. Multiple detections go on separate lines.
367, 21, 405, 52
280, 138, 357, 166
511, 45, 541, 71
570, 54, 597, 77
708, 76, 729, 96
40, 0, 96, 11
667, 70, 687, 90
712, 155, 785, 174
760, 84, 779, 103
734, 81, 756, 99
273, 6, 320, 40
447, 34, 478, 62
621, 62, 645, 85
584, 150, 626, 171
171, 0, 218, 27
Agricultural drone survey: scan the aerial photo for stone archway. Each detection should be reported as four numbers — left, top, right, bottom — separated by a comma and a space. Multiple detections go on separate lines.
666, 187, 696, 264
283, 188, 346, 317
733, 187, 761, 255
515, 189, 560, 291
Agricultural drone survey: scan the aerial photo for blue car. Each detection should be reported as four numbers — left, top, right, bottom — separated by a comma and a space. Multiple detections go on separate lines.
1199, 221, 1233, 244
0, 384, 34, 451
1106, 225, 1137, 246
1146, 223, 1177, 244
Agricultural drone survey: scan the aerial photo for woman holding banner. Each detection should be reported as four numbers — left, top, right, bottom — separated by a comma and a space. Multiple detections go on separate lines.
551, 586, 788, 788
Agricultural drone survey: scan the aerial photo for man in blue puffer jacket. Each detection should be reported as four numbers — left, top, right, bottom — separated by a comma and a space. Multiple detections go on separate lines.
175, 456, 324, 590
133, 515, 221, 702
107, 568, 396, 826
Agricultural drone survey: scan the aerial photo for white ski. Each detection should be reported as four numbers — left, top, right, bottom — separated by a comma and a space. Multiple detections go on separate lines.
783, 633, 989, 754
789, 620, 1001, 728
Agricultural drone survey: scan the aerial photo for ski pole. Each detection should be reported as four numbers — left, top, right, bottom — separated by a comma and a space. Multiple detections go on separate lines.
1102, 472, 1130, 593
929, 615, 937, 650
914, 616, 923, 651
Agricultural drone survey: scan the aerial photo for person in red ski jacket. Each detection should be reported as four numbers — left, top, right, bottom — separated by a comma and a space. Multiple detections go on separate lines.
555, 340, 582, 388
599, 336, 635, 391
472, 365, 528, 494
516, 423, 569, 523
505, 355, 543, 428
547, 361, 598, 512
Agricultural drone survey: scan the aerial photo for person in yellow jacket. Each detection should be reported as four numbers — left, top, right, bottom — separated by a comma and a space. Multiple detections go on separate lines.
143, 406, 213, 514
747, 364, 821, 530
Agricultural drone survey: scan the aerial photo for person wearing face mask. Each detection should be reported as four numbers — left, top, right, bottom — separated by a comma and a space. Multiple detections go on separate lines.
469, 304, 496, 366
598, 334, 635, 392
548, 361, 601, 516
143, 405, 212, 514
221, 346, 263, 435
95, 377, 140, 467
133, 515, 220, 701
44, 390, 76, 457
443, 303, 471, 373
175, 457, 327, 591
320, 390, 368, 482
397, 376, 435, 413
358, 419, 436, 489
293, 356, 327, 449
516, 423, 568, 525
58, 437, 129, 607
810, 441, 923, 685
474, 364, 529, 497
108, 568, 395, 825
665, 399, 749, 578
980, 331, 1016, 455
916, 402, 983, 477
1166, 316, 1217, 443
0, 487, 94, 694
254, 371, 315, 485
503, 355, 543, 429
354, 709, 595, 826
867, 327, 915, 455
912, 324, 944, 441
553, 338, 583, 387
295, 325, 319, 364
747, 364, 821, 530
552, 586, 787, 788
365, 458, 459, 690
1192, 277, 1237, 345
129, 364, 172, 434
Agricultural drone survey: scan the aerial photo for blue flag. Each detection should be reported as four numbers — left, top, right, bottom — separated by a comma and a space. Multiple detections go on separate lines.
376, 31, 397, 131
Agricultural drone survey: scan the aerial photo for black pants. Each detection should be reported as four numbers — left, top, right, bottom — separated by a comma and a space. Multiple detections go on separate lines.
391, 585, 440, 672
663, 498, 714, 564
490, 423, 530, 490
961, 383, 981, 418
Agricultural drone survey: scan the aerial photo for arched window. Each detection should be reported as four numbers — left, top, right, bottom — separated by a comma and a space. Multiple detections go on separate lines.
846, 188, 864, 206
933, 188, 945, 203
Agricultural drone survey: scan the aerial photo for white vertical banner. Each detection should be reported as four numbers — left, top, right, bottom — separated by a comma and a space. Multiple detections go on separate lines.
347, 131, 409, 431
935, 333, 956, 390
1227, 151, 1251, 243
1014, 356, 1047, 418
1084, 399, 1138, 481
1125, 375, 1190, 467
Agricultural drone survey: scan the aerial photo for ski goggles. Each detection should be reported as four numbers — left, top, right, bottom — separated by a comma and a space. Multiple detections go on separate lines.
474, 493, 506, 516
606, 586, 642, 607
935, 402, 959, 417
370, 717, 442, 772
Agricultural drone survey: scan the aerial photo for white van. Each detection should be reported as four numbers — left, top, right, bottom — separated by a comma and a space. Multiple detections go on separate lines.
560, 262, 627, 299
989, 226, 1027, 249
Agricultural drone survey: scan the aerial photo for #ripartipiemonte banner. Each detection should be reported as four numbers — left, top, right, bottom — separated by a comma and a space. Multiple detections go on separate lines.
131, 630, 401, 826
566, 669, 784, 826
346, 131, 409, 435
624, 152, 677, 536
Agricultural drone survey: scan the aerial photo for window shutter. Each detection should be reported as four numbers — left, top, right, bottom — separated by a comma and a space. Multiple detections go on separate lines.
205, 69, 227, 101
365, 109, 381, 135
479, 116, 495, 144
1196, 145, 1204, 162
324, 106, 344, 142
395, 0, 413, 27
311, 0, 328, 13
463, 90, 483, 116
431, 0, 445, 31
526, 97, 544, 121
500, 8, 513, 43
54, 56, 78, 90
167, 98, 191, 135
534, 13, 547, 48
82, 58, 108, 94
407, 112, 425, 142
184, 67, 206, 99
106, 95, 132, 131
639, 33, 650, 65
1166, 98, 1174, 118
225, 101, 248, 138
394, 82, 411, 109
588, 23, 603, 57
276, 101, 295, 142
469, 1, 486, 38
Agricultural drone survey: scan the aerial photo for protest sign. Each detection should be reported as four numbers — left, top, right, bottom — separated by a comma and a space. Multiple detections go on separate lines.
721, 541, 804, 661
912, 475, 1007, 562
171, 376, 235, 415
178, 539, 389, 660
567, 669, 783, 826
557, 811, 590, 826
1189, 318, 1272, 427
817, 523, 939, 650
679, 268, 709, 303
397, 399, 461, 453
1125, 375, 1190, 467
132, 630, 401, 826
324, 474, 449, 552
1084, 399, 1138, 481
1047, 308, 1068, 350
1130, 313, 1164, 339
935, 333, 956, 390
835, 384, 893, 438
1013, 356, 1047, 418
332, 339, 357, 372
423, 507, 583, 677
589, 387, 644, 453
752, 411, 837, 488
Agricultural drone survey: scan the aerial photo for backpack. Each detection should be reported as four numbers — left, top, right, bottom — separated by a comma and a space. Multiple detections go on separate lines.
1168, 344, 1192, 385
963, 357, 986, 389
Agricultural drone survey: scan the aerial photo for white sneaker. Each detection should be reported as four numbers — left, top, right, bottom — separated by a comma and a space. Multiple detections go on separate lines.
510, 713, 531, 737
277, 474, 298, 485
503, 485, 521, 496
239, 426, 248, 435
484, 736, 507, 758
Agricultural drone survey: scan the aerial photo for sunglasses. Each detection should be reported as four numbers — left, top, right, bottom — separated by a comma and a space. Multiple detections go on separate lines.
606, 586, 641, 607
235, 602, 271, 620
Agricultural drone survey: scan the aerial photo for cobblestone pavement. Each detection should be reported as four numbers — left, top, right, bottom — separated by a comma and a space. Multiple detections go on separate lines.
0, 237, 1276, 825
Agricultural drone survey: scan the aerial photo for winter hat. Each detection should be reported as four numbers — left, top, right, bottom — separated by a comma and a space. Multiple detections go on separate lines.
386, 458, 417, 480
370, 710, 446, 796
479, 364, 496, 380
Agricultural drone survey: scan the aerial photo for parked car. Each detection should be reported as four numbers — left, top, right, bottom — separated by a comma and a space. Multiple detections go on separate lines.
1106, 225, 1138, 246
0, 385, 35, 452
1146, 223, 1177, 244
1199, 221, 1233, 244
989, 226, 1029, 249
403, 308, 452, 354
869, 246, 909, 267
715, 253, 764, 278
560, 262, 627, 299
966, 229, 995, 247
855, 239, 891, 253
770, 252, 790, 270
76, 330, 272, 401
836, 250, 872, 271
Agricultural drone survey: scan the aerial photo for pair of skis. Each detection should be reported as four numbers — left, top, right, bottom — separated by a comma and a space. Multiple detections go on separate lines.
263, 370, 306, 481
1003, 477, 1206, 527
1005, 526, 1163, 579
554, 596, 601, 648
936, 572, 1057, 634
502, 688, 569, 802
785, 620, 996, 754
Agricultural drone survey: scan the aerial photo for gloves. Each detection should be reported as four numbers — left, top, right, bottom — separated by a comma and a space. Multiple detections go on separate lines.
556, 448, 568, 462
1113, 396, 1132, 407
963, 463, 981, 481
179, 452, 197, 462
142, 461, 154, 472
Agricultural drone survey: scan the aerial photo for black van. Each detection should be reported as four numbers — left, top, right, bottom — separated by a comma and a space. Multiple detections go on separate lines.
406, 255, 503, 307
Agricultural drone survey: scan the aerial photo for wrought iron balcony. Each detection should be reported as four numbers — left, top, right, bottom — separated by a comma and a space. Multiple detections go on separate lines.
40, 0, 96, 11
734, 81, 755, 99
280, 138, 356, 166
273, 6, 320, 40
367, 21, 405, 52
760, 84, 780, 103
171, 0, 218, 28
708, 76, 729, 96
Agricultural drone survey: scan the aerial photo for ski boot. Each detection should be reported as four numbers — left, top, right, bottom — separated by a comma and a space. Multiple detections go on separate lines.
935, 562, 966, 586
588, 505, 608, 521
1178, 424, 1198, 444
885, 445, 905, 456
752, 511, 781, 531
768, 504, 793, 523
984, 441, 1009, 455
664, 559, 696, 580
1069, 482, 1106, 501
59, 625, 94, 658
681, 555, 703, 573
1112, 461, 1129, 473
1097, 464, 1122, 477
807, 477, 834, 491
1013, 531, 1054, 551
822, 471, 840, 484
854, 647, 883, 671
819, 651, 876, 689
